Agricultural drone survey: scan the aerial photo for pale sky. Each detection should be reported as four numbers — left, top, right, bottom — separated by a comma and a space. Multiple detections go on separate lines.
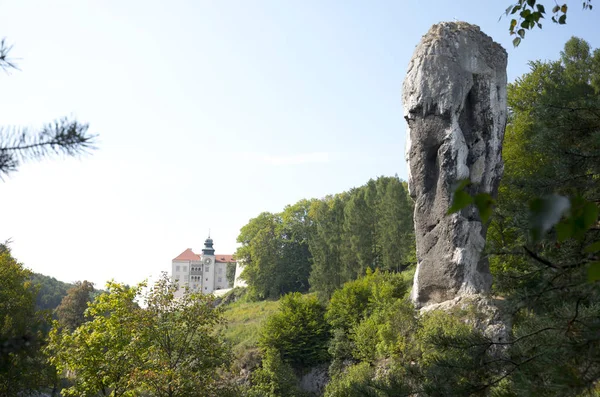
1, 0, 598, 287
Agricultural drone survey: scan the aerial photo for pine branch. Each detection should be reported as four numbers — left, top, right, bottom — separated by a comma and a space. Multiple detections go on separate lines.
0, 118, 97, 178
0, 38, 19, 72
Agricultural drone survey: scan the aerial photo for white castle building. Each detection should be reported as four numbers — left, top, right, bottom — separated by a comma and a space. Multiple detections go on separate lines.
171, 236, 243, 295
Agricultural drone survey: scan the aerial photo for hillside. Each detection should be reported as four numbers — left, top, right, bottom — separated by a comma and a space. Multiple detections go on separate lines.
220, 295, 280, 357
30, 273, 73, 311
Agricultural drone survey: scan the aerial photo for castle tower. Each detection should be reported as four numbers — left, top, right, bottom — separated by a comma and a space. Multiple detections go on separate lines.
200, 236, 216, 293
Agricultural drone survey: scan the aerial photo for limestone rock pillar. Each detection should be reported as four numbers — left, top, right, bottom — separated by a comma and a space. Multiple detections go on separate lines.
402, 22, 507, 309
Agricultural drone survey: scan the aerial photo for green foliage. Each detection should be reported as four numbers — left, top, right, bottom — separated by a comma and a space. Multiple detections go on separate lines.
416, 310, 504, 396
226, 261, 237, 286
220, 295, 280, 357
236, 176, 415, 301
30, 273, 72, 311
486, 36, 600, 393
325, 270, 415, 382
247, 348, 307, 397
326, 274, 372, 332
326, 269, 408, 333
237, 201, 315, 300
324, 362, 379, 397
136, 273, 232, 397
49, 273, 233, 396
54, 280, 95, 331
48, 281, 142, 397
325, 362, 411, 397
307, 194, 348, 299
259, 292, 330, 370
352, 298, 418, 363
0, 244, 51, 395
502, 1, 593, 46
323, 269, 512, 396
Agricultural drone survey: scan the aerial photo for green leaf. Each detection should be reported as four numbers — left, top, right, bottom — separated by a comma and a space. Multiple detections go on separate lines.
536, 3, 546, 13
474, 193, 494, 224
448, 190, 473, 215
552, 5, 560, 12
556, 222, 574, 242
517, 29, 526, 38
510, 18, 518, 31
584, 241, 600, 253
527, 0, 536, 7
513, 37, 522, 47
521, 9, 532, 18
561, 4, 568, 13
583, 202, 598, 229
511, 5, 522, 14
558, 14, 567, 24
587, 262, 600, 282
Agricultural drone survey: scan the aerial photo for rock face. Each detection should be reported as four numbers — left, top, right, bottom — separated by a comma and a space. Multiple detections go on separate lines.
403, 22, 507, 308
299, 364, 329, 396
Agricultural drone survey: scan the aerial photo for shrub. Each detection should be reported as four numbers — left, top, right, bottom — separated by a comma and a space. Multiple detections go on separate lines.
258, 293, 330, 370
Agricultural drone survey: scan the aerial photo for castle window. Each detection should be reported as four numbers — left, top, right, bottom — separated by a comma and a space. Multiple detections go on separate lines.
205, 266, 210, 272
176, 266, 180, 272
183, 266, 187, 272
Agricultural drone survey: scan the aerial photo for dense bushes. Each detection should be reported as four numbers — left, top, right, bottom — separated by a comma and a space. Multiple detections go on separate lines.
258, 293, 330, 370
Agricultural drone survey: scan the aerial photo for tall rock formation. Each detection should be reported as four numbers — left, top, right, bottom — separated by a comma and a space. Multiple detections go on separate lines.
403, 22, 507, 309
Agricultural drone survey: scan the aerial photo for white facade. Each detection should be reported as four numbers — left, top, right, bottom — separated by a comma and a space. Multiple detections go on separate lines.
171, 238, 237, 296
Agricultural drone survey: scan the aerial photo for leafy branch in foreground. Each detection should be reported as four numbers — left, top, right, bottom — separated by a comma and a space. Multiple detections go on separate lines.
501, 1, 593, 46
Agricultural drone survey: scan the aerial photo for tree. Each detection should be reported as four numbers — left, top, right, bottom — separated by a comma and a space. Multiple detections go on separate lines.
308, 195, 347, 300
484, 37, 600, 394
49, 273, 232, 397
55, 280, 95, 331
0, 38, 96, 178
0, 243, 50, 395
377, 178, 414, 273
237, 212, 281, 299
48, 282, 142, 397
258, 293, 330, 370
278, 200, 315, 294
325, 270, 410, 368
502, 1, 594, 46
137, 273, 231, 397
226, 261, 237, 286
30, 273, 72, 311
236, 202, 315, 300
343, 188, 376, 278
247, 348, 306, 397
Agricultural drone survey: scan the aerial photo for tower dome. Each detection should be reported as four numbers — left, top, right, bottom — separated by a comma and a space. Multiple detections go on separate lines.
202, 236, 215, 255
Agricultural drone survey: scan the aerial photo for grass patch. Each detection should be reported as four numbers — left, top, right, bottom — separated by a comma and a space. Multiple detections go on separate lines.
220, 298, 280, 356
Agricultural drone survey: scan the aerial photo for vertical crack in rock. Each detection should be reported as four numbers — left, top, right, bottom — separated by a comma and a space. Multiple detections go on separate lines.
402, 22, 507, 309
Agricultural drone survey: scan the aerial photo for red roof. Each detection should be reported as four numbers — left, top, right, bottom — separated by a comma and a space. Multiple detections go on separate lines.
172, 249, 235, 263
215, 254, 235, 263
172, 248, 201, 261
